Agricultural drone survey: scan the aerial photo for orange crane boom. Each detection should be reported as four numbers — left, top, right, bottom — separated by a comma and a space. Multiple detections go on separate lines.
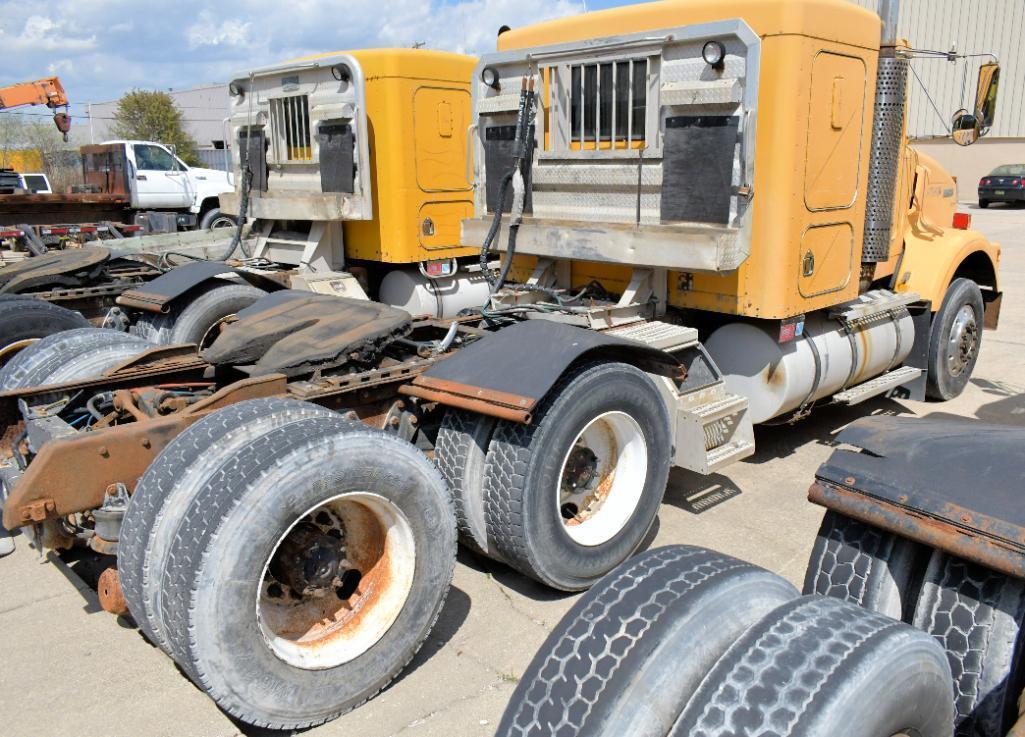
0, 76, 71, 140
0, 76, 68, 109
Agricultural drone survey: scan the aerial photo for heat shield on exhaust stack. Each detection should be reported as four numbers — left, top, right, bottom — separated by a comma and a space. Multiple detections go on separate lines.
862, 50, 908, 263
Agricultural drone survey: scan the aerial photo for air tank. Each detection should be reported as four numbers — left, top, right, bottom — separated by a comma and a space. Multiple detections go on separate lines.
705, 304, 914, 424
378, 268, 492, 319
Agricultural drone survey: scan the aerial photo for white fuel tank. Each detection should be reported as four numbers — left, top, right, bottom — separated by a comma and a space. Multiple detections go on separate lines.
705, 300, 915, 423
378, 268, 492, 319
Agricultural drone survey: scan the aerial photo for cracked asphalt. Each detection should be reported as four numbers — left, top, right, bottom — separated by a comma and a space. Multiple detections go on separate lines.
1, 204, 1022, 737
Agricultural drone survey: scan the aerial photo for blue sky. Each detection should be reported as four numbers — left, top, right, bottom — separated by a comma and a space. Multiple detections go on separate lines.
0, 0, 647, 107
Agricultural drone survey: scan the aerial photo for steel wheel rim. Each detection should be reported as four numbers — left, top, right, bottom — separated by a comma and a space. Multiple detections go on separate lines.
209, 215, 236, 230
946, 303, 978, 377
256, 492, 416, 670
0, 337, 37, 365
557, 410, 647, 547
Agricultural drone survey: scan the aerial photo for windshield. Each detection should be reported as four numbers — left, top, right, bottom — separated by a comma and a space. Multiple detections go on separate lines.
989, 164, 1025, 176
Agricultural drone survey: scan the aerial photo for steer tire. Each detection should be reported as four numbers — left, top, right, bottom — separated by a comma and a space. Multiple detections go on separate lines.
0, 327, 149, 390
157, 417, 456, 729
670, 596, 954, 737
0, 297, 90, 366
912, 550, 1025, 736
130, 281, 265, 346
119, 398, 339, 651
927, 277, 985, 401
435, 408, 498, 557
803, 510, 928, 622
482, 361, 672, 591
497, 546, 798, 737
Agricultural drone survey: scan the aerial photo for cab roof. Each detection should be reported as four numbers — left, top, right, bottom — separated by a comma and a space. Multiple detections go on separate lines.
497, 0, 881, 53
278, 48, 477, 85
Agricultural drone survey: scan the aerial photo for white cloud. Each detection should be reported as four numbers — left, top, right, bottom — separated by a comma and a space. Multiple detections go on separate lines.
186, 11, 251, 48
0, 0, 590, 103
0, 14, 96, 52
379, 0, 586, 54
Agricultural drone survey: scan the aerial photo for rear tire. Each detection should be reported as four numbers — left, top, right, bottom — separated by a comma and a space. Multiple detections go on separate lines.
482, 361, 672, 591
151, 411, 456, 729
119, 398, 339, 650
0, 327, 149, 390
0, 297, 90, 366
927, 277, 984, 401
130, 281, 265, 347
912, 551, 1025, 736
803, 510, 927, 621
979, 199, 990, 208
497, 546, 798, 737
435, 409, 497, 557
670, 596, 954, 737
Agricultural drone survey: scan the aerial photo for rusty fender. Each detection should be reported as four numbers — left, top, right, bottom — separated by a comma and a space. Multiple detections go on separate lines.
809, 480, 1025, 580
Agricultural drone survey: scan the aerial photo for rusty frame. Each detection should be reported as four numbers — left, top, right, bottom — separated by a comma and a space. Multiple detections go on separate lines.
2, 375, 286, 529
809, 479, 1025, 580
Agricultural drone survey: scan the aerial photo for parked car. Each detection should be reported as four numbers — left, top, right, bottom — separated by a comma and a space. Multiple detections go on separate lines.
978, 163, 1025, 207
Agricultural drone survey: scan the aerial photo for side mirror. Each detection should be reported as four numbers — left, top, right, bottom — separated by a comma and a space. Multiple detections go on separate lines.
950, 62, 999, 147
951, 109, 980, 146
975, 62, 999, 131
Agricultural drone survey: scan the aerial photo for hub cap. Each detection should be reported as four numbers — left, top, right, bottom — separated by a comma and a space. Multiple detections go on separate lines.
946, 304, 979, 377
257, 492, 415, 670
557, 411, 647, 547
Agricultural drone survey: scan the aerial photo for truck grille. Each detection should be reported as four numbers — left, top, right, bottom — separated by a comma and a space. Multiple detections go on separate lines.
270, 95, 312, 162
568, 59, 647, 148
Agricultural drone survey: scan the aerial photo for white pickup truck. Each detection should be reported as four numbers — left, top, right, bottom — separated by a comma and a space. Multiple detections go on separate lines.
97, 139, 236, 230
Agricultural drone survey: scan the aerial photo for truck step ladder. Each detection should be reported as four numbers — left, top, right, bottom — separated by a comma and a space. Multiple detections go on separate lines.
610, 320, 755, 475
833, 366, 923, 406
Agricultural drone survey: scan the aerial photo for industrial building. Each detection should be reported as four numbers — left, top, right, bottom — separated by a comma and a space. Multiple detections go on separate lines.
851, 0, 1025, 194
70, 83, 231, 171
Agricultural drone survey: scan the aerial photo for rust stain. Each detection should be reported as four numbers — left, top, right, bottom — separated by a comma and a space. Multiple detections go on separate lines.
97, 567, 129, 616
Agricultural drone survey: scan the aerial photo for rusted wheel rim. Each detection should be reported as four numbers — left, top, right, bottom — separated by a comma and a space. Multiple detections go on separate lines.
0, 338, 37, 365
208, 215, 236, 230
557, 410, 647, 547
256, 492, 415, 670
947, 303, 978, 377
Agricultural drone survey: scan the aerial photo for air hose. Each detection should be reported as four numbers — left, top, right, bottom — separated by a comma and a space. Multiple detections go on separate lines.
479, 75, 537, 294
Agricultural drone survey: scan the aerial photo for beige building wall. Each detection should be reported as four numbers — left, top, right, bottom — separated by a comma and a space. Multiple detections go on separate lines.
849, 0, 1025, 198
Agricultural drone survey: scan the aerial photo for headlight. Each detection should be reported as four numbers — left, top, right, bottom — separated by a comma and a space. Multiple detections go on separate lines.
331, 64, 351, 83
481, 66, 501, 90
702, 40, 726, 69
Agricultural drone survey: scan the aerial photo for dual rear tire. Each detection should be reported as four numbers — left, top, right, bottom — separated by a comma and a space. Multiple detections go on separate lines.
498, 546, 954, 737
807, 510, 1025, 735
118, 398, 456, 730
437, 361, 672, 591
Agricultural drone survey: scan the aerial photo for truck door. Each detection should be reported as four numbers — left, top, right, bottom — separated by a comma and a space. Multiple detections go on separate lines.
413, 86, 473, 252
131, 143, 191, 208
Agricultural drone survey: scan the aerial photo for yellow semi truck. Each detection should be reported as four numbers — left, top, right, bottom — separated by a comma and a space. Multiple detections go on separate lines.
0, 0, 1005, 729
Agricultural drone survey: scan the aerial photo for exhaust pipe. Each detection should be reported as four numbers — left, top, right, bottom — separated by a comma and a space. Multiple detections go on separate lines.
861, 0, 907, 264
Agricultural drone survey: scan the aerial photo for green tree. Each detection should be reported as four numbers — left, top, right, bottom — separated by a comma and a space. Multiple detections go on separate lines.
112, 90, 200, 165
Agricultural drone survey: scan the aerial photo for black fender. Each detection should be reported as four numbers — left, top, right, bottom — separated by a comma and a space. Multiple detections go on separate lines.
811, 415, 1025, 578
409, 319, 682, 421
116, 260, 282, 313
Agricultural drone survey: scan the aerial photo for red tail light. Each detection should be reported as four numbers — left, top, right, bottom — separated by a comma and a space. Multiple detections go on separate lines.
1013, 179, 1021, 186
983, 178, 991, 185
953, 212, 972, 230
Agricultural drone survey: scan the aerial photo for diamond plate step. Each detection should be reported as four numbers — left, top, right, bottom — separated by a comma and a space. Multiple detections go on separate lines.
606, 320, 698, 352
833, 366, 922, 406
693, 393, 748, 423
705, 438, 755, 474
